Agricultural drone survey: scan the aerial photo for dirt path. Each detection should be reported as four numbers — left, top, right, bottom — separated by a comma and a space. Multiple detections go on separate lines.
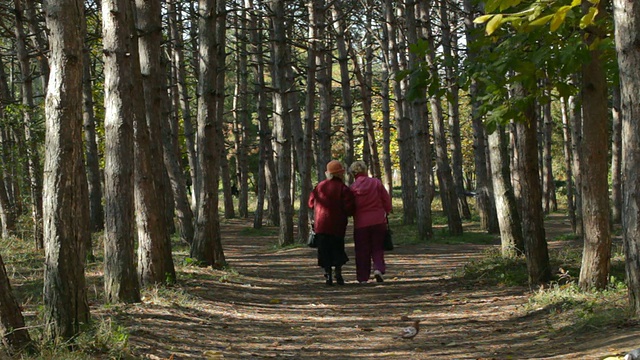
117, 218, 640, 360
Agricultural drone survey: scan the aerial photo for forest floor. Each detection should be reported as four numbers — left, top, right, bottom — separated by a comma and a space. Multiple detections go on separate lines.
70, 216, 640, 359
95, 214, 640, 360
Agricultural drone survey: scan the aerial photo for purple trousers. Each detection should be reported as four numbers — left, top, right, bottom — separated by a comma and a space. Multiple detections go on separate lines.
353, 223, 387, 282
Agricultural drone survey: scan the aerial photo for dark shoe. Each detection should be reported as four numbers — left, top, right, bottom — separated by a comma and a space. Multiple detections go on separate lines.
324, 273, 333, 286
335, 275, 345, 285
374, 270, 384, 283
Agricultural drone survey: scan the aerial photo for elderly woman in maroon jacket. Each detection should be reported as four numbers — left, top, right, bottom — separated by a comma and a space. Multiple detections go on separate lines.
308, 160, 355, 286
349, 160, 392, 283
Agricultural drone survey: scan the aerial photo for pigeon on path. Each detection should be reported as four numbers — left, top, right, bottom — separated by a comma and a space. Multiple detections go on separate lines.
625, 348, 640, 360
400, 320, 420, 339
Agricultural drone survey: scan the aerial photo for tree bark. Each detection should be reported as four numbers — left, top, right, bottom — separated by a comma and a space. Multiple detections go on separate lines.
610, 83, 622, 225
560, 97, 577, 233
578, 0, 611, 290
135, 0, 176, 286
191, 0, 226, 268
516, 94, 551, 286
488, 125, 524, 258
0, 253, 32, 353
614, 0, 640, 315
42, 0, 91, 339
102, 0, 141, 303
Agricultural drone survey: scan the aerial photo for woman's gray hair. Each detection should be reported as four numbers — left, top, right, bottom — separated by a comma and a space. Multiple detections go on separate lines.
349, 161, 368, 175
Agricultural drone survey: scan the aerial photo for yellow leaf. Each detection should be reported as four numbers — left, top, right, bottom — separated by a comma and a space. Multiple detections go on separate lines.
474, 14, 494, 24
203, 350, 224, 360
487, 14, 504, 35
269, 298, 282, 304
529, 14, 553, 27
580, 6, 598, 29
550, 11, 567, 31
571, 0, 581, 6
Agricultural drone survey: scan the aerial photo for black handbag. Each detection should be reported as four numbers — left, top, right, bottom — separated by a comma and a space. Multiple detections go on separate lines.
384, 217, 394, 251
307, 227, 317, 248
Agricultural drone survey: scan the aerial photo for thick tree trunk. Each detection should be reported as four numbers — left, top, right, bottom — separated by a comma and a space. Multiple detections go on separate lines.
516, 95, 551, 286
42, 0, 91, 339
614, 0, 640, 315
578, 1, 611, 290
488, 125, 524, 258
135, 0, 176, 286
102, 0, 141, 304
191, 0, 226, 268
0, 254, 32, 353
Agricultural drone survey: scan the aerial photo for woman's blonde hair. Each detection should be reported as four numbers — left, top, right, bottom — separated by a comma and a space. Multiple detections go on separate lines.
349, 161, 368, 176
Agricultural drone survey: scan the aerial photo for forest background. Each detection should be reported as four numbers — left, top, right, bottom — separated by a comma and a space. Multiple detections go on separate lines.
1, 0, 640, 358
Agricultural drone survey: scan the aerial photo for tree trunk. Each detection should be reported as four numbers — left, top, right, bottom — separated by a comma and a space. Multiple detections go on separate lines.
42, 0, 91, 339
331, 4, 354, 168
102, 0, 141, 304
269, 0, 294, 246
135, 0, 176, 286
82, 49, 104, 235
168, 0, 199, 214
441, 0, 471, 220
516, 94, 551, 286
463, 0, 498, 233
542, 95, 557, 213
488, 125, 524, 258
315, 1, 332, 181
569, 88, 584, 237
232, 11, 250, 219
560, 97, 577, 233
0, 254, 32, 354
14, 0, 43, 249
614, 0, 640, 315
385, 0, 416, 224
191, 0, 226, 268
610, 83, 622, 225
578, 0, 611, 290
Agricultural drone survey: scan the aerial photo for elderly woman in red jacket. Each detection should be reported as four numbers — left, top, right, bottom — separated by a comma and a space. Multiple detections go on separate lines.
308, 160, 355, 286
349, 160, 392, 283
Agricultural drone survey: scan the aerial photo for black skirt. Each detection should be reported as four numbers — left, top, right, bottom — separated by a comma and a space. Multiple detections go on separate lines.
316, 233, 349, 268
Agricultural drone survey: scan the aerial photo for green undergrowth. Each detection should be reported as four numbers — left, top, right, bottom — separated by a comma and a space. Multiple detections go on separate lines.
458, 241, 632, 334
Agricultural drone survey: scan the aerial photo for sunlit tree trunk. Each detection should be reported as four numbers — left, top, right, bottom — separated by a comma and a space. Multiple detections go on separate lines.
488, 125, 524, 258
614, 0, 640, 315
560, 97, 577, 233
42, 0, 90, 339
191, 0, 226, 268
610, 83, 622, 225
331, 4, 354, 168
102, 0, 141, 304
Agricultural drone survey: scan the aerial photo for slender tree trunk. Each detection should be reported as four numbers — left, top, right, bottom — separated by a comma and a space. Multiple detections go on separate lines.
102, 0, 141, 304
441, 0, 471, 220
0, 254, 32, 354
560, 97, 577, 233
168, 0, 198, 213
578, 0, 611, 290
569, 87, 584, 237
614, 0, 640, 315
14, 0, 43, 249
316, 0, 332, 181
385, 0, 416, 224
269, 0, 294, 246
610, 83, 622, 225
24, 0, 49, 89
232, 10, 250, 219
331, 4, 354, 168
463, 0, 498, 233
42, 0, 91, 339
542, 94, 557, 213
82, 49, 104, 236
488, 125, 524, 258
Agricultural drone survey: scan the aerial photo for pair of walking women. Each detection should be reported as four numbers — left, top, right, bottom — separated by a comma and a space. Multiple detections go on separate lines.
307, 160, 392, 285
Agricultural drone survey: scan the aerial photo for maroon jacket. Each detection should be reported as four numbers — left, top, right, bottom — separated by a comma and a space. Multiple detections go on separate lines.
308, 177, 355, 238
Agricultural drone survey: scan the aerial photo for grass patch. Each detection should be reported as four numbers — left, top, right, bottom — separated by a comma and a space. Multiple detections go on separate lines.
456, 247, 529, 286
239, 227, 278, 237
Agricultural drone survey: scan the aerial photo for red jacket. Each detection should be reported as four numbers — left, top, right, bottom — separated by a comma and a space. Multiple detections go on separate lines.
350, 174, 392, 229
308, 177, 355, 237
